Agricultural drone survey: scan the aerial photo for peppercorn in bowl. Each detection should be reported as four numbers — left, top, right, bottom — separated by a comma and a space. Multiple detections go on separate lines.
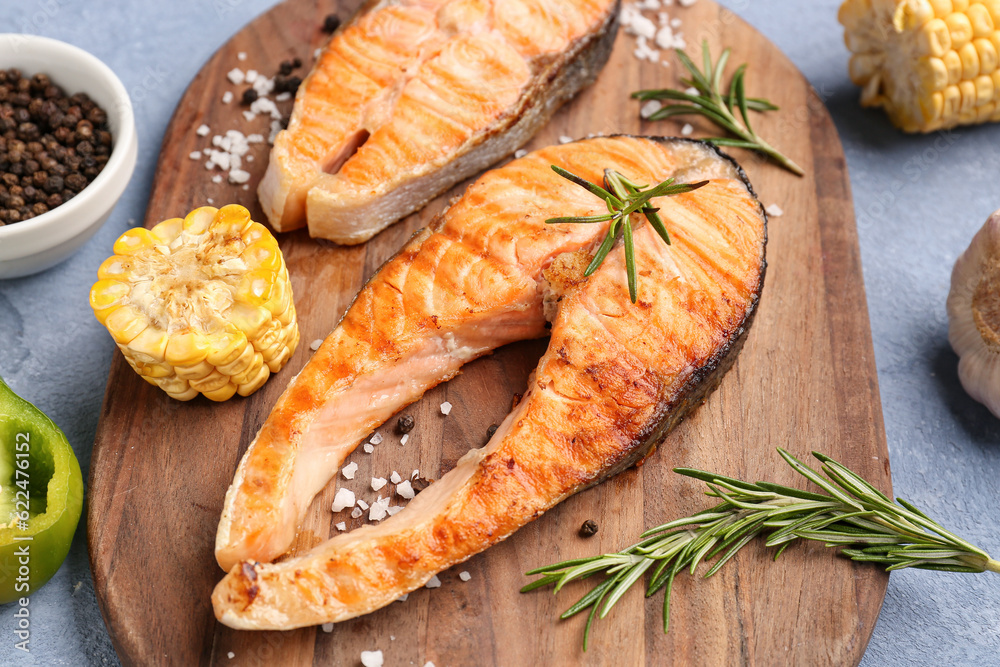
0, 34, 136, 279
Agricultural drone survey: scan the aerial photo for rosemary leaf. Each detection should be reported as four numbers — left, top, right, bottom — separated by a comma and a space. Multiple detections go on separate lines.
522, 448, 1000, 650
545, 166, 706, 302
633, 40, 804, 177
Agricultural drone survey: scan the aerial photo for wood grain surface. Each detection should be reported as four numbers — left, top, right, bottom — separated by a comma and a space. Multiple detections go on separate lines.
87, 1, 892, 665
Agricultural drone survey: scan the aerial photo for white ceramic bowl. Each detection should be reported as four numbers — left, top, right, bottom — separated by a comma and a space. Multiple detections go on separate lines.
0, 34, 137, 279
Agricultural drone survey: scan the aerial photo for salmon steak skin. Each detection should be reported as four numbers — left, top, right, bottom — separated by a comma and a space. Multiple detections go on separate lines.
257, 0, 620, 244
213, 135, 767, 630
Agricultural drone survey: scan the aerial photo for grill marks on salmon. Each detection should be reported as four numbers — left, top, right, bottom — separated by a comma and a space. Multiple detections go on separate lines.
258, 0, 619, 243
213, 136, 767, 629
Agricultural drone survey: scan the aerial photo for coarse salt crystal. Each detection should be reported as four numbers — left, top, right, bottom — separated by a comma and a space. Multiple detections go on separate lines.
360, 650, 384, 667
321, 622, 333, 633
425, 575, 441, 589
397, 593, 409, 602
514, 149, 528, 158
269, 119, 283, 144
228, 652, 235, 659
196, 124, 211, 136
314, 47, 322, 58
681, 123, 694, 136
678, 0, 697, 6
765, 204, 784, 217
459, 571, 471, 582
342, 462, 358, 480
222, 91, 233, 104
251, 97, 282, 120
189, 151, 201, 160
400, 434, 409, 446
386, 506, 403, 516
246, 133, 265, 144
229, 169, 251, 185
425, 662, 435, 667
390, 636, 395, 641
335, 521, 347, 531
671, 17, 682, 27
622, 6, 657, 39
396, 480, 415, 500
252, 76, 274, 97
440, 402, 452, 415
655, 25, 678, 50
212, 174, 223, 184
226, 68, 244, 85
372, 477, 387, 491
207, 198, 214, 205
640, 100, 662, 119
351, 507, 363, 519
369, 496, 391, 521
363, 443, 374, 453
685, 86, 699, 96
390, 471, 402, 484
246, 155, 254, 162
310, 339, 323, 351
237, 51, 247, 61
332, 487, 355, 512
558, 135, 573, 144
245, 69, 258, 83
275, 92, 292, 102
242, 110, 256, 122
370, 432, 384, 445
242, 184, 249, 191
358, 499, 369, 510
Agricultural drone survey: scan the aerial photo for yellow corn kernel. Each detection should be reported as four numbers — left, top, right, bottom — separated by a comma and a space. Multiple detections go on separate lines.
113, 228, 156, 256
975, 36, 999, 71
91, 204, 299, 401
918, 18, 954, 55
930, 0, 954, 17
947, 11, 975, 48
183, 207, 216, 234
968, 2, 995, 35
896, 0, 935, 30
943, 83, 962, 117
953, 0, 970, 11
960, 40, 982, 77
104, 306, 147, 345
982, 0, 1000, 24
992, 68, 1000, 98
920, 90, 946, 121
976, 72, 995, 102
976, 100, 996, 119
944, 49, 964, 83
918, 56, 951, 90
959, 78, 978, 109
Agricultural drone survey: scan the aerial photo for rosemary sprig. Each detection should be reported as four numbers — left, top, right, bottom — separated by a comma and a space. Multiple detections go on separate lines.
632, 40, 805, 177
522, 448, 999, 650
544, 165, 707, 303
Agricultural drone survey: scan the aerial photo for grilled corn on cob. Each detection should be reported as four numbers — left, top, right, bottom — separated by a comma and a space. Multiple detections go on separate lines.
90, 205, 299, 401
839, 0, 1000, 132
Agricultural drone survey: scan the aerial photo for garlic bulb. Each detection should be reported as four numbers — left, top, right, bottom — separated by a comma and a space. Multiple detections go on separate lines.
947, 211, 1000, 418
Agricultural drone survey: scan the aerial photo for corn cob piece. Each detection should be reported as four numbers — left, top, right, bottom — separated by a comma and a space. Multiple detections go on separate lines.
839, 0, 1000, 132
90, 205, 299, 401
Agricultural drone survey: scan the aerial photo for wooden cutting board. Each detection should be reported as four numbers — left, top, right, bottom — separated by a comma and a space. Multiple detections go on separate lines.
88, 1, 891, 665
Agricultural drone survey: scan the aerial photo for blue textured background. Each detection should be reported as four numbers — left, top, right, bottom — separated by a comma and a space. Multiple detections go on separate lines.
1, 0, 999, 664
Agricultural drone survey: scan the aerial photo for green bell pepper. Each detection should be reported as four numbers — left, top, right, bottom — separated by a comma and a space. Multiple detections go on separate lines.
0, 376, 84, 604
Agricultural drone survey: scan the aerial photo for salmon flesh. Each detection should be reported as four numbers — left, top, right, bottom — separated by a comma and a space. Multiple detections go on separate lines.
257, 0, 620, 243
214, 136, 767, 629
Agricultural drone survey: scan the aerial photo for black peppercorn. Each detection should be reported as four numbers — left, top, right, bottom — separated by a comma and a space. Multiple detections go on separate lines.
397, 415, 415, 434
241, 88, 258, 105
486, 424, 498, 440
579, 520, 599, 538
322, 14, 341, 33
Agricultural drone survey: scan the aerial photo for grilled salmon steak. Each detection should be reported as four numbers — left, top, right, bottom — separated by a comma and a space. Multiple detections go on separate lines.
213, 136, 767, 629
257, 0, 620, 243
